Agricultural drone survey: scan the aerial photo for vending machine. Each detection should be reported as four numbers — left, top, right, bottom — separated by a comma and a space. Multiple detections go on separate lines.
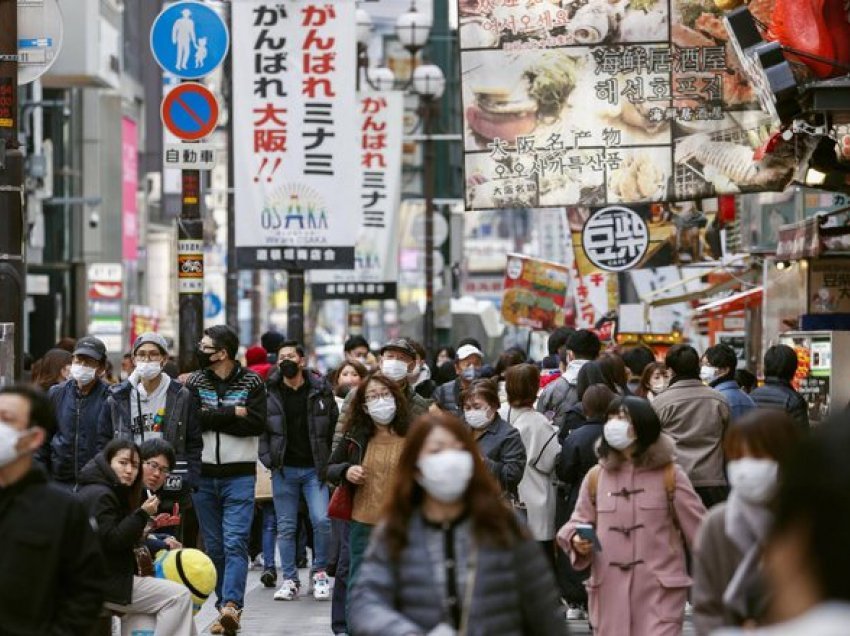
778, 331, 850, 425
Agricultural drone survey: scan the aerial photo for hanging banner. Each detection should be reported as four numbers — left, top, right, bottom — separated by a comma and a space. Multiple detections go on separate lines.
129, 306, 160, 348
458, 1, 801, 210
232, 1, 358, 269
501, 253, 570, 330
121, 117, 139, 262
311, 92, 403, 300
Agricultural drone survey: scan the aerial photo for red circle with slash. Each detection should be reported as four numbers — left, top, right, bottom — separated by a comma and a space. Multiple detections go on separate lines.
161, 83, 220, 141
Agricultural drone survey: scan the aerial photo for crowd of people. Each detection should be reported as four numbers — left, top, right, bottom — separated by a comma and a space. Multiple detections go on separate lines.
4, 324, 850, 636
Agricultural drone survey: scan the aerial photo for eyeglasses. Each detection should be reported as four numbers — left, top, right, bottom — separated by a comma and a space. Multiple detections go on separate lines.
134, 352, 164, 362
366, 391, 392, 402
143, 460, 172, 475
196, 342, 218, 353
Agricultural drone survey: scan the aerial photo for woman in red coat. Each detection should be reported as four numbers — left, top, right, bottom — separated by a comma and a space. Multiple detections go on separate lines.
557, 396, 706, 635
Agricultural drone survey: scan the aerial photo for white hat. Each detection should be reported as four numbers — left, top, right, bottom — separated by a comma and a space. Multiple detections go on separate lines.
456, 344, 484, 362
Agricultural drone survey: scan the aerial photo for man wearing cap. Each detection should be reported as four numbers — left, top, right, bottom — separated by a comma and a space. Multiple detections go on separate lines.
97, 332, 203, 508
37, 335, 111, 487
432, 343, 486, 417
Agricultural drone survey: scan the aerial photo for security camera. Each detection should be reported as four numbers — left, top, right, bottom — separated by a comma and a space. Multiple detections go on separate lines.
88, 211, 100, 229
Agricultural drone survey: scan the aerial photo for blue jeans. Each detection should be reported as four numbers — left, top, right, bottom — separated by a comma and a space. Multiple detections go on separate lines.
193, 474, 256, 608
272, 466, 330, 582
261, 502, 277, 572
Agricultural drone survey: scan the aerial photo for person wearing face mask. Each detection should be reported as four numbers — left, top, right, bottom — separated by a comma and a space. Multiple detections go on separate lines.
185, 325, 267, 635
37, 335, 111, 488
349, 412, 567, 636
433, 344, 486, 417
259, 340, 338, 602
326, 374, 411, 624
700, 344, 755, 421
0, 385, 107, 635
97, 333, 203, 517
636, 361, 670, 402
558, 397, 706, 636
461, 379, 526, 496
77, 439, 198, 635
407, 338, 437, 399
691, 410, 798, 634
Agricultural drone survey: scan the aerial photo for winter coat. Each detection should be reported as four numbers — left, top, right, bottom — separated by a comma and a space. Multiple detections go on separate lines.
97, 377, 203, 489
259, 368, 338, 480
536, 372, 580, 435
504, 407, 561, 541
652, 378, 730, 488
0, 466, 107, 636
750, 378, 809, 432
557, 418, 605, 523
560, 403, 587, 441
326, 425, 368, 487
714, 603, 850, 636
711, 378, 755, 421
561, 434, 706, 636
77, 454, 150, 605
474, 414, 526, 495
186, 363, 267, 478
349, 511, 568, 636
433, 378, 463, 417
39, 379, 110, 484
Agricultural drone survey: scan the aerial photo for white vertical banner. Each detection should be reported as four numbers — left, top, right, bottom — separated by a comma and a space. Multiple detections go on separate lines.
232, 0, 359, 270
311, 91, 403, 300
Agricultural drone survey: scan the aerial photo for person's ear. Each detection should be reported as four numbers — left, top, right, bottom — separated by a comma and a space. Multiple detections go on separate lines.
20, 427, 45, 454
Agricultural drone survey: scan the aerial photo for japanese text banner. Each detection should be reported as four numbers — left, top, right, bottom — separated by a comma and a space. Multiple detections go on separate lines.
311, 92, 404, 300
502, 253, 570, 330
459, 0, 798, 210
233, 0, 359, 269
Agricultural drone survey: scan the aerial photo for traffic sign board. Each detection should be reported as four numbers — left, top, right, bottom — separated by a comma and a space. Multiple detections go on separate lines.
161, 83, 219, 141
17, 0, 64, 85
164, 142, 217, 170
150, 1, 229, 79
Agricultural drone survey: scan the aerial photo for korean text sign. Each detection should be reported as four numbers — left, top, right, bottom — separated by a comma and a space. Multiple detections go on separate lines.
232, 1, 359, 269
312, 92, 404, 300
501, 253, 570, 330
458, 0, 797, 210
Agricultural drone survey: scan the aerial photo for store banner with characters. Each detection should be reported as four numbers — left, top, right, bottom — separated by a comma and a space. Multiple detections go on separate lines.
501, 253, 570, 330
458, 0, 803, 210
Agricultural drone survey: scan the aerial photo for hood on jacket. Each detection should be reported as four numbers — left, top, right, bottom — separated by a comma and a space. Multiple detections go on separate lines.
596, 432, 677, 471
563, 359, 588, 385
77, 452, 127, 491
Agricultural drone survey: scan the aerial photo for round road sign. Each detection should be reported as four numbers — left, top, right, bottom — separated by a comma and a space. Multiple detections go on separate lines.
150, 1, 229, 80
161, 83, 219, 141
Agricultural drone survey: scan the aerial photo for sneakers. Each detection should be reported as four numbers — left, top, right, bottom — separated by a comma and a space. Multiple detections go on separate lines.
312, 571, 331, 601
274, 579, 301, 601
218, 602, 241, 635
260, 569, 277, 588
566, 604, 587, 620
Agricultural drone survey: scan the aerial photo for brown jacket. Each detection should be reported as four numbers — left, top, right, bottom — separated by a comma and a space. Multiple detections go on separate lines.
652, 379, 730, 487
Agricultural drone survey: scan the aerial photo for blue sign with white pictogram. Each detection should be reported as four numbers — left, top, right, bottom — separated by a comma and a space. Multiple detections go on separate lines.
150, 1, 229, 79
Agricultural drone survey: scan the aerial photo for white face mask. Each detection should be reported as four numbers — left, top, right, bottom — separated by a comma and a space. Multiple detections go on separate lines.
465, 408, 492, 430
650, 380, 667, 394
366, 397, 397, 425
727, 458, 779, 504
135, 361, 162, 381
70, 363, 97, 386
0, 421, 24, 468
417, 449, 474, 503
700, 365, 719, 384
604, 418, 635, 450
381, 359, 409, 382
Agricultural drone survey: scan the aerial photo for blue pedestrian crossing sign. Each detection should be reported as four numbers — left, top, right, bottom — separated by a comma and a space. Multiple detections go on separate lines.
150, 1, 229, 79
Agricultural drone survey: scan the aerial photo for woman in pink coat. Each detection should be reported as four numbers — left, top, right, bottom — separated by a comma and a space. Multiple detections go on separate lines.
557, 396, 706, 635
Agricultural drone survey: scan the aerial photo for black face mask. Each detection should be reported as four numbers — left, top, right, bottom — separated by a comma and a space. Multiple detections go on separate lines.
196, 348, 217, 369
280, 359, 300, 379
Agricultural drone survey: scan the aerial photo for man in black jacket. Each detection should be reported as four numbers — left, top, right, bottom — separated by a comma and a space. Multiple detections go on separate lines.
260, 340, 338, 602
750, 344, 810, 432
0, 385, 106, 635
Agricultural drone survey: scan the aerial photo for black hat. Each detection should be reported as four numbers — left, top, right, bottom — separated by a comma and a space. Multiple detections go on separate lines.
73, 335, 107, 362
380, 338, 416, 360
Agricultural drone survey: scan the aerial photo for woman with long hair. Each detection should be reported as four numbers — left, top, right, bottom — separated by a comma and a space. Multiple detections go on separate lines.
331, 359, 368, 408
557, 396, 706, 636
32, 348, 72, 392
326, 373, 410, 600
77, 439, 196, 635
636, 361, 670, 401
349, 412, 567, 635
692, 410, 799, 634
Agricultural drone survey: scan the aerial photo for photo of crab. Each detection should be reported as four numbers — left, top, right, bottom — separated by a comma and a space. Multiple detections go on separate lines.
457, 0, 670, 51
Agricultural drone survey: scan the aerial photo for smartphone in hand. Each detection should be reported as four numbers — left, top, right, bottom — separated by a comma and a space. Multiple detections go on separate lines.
576, 523, 602, 552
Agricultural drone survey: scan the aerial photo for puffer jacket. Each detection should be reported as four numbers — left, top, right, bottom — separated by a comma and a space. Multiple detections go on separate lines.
711, 378, 755, 421
433, 378, 463, 417
96, 377, 203, 489
349, 511, 567, 636
475, 415, 526, 495
750, 378, 809, 432
76, 453, 150, 605
40, 379, 110, 485
259, 368, 338, 480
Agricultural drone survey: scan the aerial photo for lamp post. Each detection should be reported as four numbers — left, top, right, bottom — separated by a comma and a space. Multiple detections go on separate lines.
357, 2, 445, 354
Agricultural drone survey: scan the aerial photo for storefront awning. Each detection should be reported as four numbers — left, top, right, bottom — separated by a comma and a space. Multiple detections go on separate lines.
776, 208, 850, 260
649, 277, 740, 308
692, 287, 763, 318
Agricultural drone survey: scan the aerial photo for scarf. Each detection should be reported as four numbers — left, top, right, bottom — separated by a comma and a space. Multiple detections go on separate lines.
723, 491, 773, 620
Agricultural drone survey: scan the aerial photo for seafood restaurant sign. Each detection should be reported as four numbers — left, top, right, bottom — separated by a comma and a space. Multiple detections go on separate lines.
458, 0, 798, 210
232, 1, 359, 269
